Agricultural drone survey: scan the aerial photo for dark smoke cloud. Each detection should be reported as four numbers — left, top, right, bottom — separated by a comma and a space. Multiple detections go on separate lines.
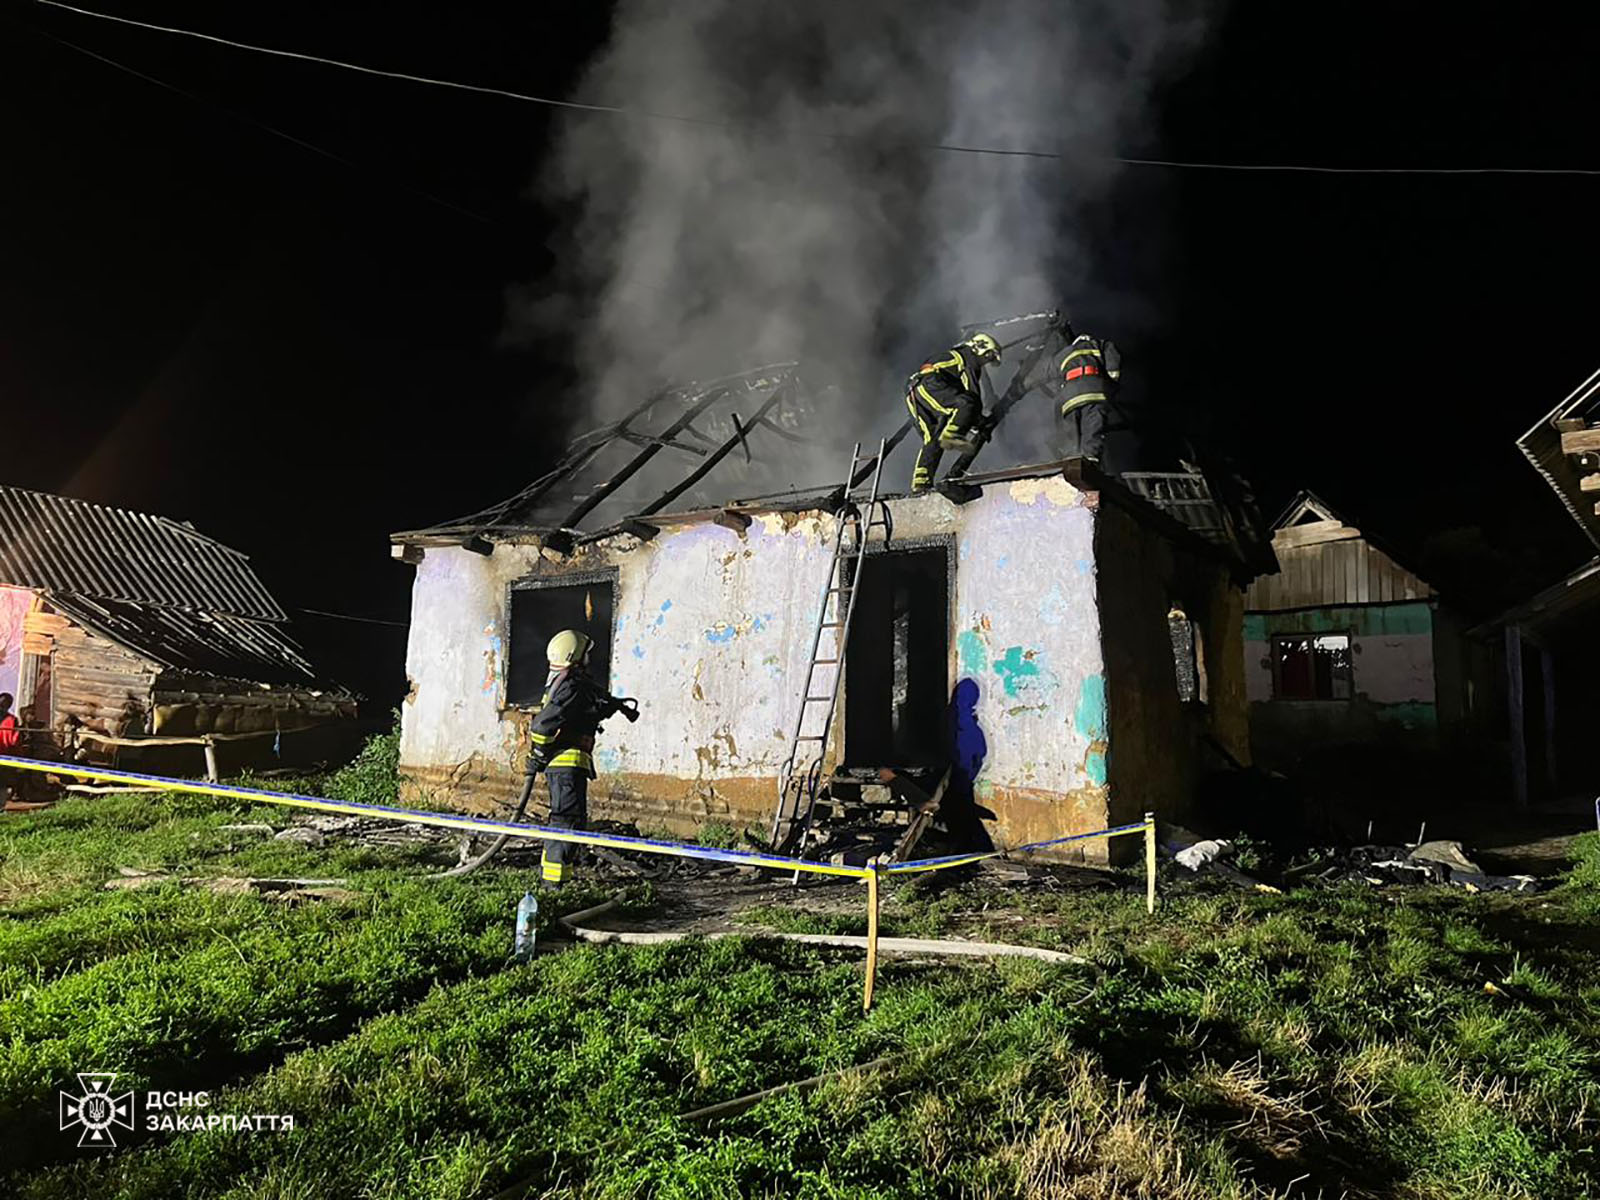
511, 0, 1208, 489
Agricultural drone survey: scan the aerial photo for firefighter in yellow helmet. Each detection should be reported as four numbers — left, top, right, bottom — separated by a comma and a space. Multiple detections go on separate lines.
904, 332, 1001, 493
526, 629, 638, 885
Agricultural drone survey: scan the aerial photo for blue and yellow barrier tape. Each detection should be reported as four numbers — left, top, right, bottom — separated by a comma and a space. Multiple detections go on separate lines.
0, 755, 1152, 881
882, 821, 1151, 875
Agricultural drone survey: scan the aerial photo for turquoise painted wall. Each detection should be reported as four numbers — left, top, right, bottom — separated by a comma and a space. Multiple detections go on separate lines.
1243, 600, 1433, 641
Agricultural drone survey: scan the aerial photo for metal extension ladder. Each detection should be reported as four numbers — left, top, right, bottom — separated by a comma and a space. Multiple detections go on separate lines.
769, 440, 891, 856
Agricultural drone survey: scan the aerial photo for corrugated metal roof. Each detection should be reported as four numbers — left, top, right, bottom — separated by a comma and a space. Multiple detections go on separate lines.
1516, 366, 1600, 549
45, 593, 318, 686
0, 485, 284, 619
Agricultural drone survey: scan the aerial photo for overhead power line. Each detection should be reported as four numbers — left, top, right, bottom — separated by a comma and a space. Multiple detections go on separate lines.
23, 23, 495, 224
32, 0, 1600, 176
297, 606, 410, 628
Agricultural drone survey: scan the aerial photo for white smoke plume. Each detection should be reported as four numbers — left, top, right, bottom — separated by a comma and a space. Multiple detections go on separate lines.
512, 0, 1208, 495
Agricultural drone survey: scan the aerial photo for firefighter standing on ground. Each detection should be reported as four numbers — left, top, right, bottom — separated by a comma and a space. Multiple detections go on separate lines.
1057, 331, 1122, 462
904, 332, 1001, 493
526, 629, 638, 885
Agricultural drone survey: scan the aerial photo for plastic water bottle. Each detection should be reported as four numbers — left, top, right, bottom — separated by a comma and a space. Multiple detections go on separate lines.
514, 891, 539, 961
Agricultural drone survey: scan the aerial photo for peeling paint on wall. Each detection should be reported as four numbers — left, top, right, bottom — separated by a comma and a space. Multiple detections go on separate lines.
1074, 674, 1107, 743
957, 628, 988, 677
481, 624, 502, 695
992, 646, 1042, 697
1007, 476, 1082, 508
401, 486, 1111, 847
1075, 671, 1108, 786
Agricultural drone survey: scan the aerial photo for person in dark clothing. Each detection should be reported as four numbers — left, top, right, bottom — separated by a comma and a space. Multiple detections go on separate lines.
1057, 332, 1122, 462
526, 630, 637, 885
904, 332, 1001, 493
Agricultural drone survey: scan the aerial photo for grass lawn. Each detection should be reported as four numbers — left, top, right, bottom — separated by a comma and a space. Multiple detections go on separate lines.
1, 748, 1596, 1198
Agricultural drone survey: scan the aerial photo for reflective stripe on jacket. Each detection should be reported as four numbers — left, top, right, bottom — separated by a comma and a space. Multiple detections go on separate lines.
529, 668, 621, 778
909, 345, 981, 404
1058, 335, 1121, 415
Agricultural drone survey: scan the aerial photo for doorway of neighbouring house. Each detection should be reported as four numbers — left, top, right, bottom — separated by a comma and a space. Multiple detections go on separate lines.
843, 546, 950, 766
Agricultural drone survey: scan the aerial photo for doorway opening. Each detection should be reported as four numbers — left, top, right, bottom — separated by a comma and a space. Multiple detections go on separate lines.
843, 545, 951, 766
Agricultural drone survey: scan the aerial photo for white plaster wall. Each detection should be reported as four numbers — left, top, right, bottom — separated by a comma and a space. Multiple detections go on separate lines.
1353, 635, 1435, 703
1243, 633, 1435, 704
400, 477, 1108, 838
400, 516, 842, 786
940, 480, 1106, 802
400, 543, 545, 773
603, 513, 839, 780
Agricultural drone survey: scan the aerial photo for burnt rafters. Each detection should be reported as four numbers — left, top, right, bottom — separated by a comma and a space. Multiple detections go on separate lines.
616, 430, 709, 457
636, 384, 791, 517
553, 386, 737, 531
439, 386, 676, 533
548, 363, 804, 532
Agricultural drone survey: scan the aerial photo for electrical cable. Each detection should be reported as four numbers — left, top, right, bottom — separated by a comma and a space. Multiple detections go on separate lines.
33, 0, 1600, 177
22, 21, 495, 225
296, 607, 410, 628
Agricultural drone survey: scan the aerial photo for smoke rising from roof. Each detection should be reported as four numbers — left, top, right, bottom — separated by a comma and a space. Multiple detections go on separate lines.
511, 0, 1207, 496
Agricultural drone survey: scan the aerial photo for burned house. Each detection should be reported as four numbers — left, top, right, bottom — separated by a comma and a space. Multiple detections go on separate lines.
1242, 492, 1484, 770
0, 485, 356, 767
392, 355, 1273, 861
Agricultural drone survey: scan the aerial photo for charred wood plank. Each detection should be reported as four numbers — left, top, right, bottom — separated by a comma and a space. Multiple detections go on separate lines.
635, 385, 788, 517
1559, 427, 1600, 455
554, 387, 734, 532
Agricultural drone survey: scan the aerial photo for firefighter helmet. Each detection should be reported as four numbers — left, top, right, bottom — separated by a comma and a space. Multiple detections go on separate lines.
963, 332, 1001, 363
546, 629, 593, 668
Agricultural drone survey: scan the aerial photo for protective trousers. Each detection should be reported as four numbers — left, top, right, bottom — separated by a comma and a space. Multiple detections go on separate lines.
1061, 402, 1108, 462
905, 383, 978, 491
541, 767, 588, 884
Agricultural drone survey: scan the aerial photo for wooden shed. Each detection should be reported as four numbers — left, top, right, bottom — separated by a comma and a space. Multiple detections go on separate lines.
0, 485, 356, 765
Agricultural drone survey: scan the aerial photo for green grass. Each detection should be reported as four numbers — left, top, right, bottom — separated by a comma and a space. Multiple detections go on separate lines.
2, 752, 1598, 1197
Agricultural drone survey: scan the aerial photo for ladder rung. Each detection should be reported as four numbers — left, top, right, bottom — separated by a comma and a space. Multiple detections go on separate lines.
812, 657, 840, 665
820, 621, 845, 629
795, 734, 826, 741
804, 695, 832, 703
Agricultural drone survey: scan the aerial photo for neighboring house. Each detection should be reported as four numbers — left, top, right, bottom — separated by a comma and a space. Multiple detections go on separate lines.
0, 485, 356, 766
1242, 492, 1484, 768
1471, 367, 1600, 805
391, 365, 1273, 861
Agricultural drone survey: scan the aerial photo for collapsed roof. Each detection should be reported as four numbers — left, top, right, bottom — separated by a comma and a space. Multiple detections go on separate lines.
0, 485, 330, 688
396, 319, 1275, 575
1518, 365, 1600, 548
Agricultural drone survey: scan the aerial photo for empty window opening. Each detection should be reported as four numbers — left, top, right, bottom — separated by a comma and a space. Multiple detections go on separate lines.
506, 579, 615, 708
1271, 633, 1351, 700
844, 548, 950, 766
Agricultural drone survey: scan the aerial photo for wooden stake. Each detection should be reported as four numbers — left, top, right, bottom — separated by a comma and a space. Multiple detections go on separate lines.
202, 737, 219, 784
863, 862, 881, 1012
1144, 811, 1157, 914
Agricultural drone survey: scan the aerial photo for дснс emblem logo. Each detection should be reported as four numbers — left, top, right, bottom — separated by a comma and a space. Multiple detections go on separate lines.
59, 1072, 135, 1147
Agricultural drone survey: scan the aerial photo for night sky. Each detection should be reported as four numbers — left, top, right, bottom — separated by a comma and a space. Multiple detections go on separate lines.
4, 2, 1596, 705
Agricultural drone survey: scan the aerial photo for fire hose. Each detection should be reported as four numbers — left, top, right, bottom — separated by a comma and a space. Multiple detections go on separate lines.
429, 697, 640, 879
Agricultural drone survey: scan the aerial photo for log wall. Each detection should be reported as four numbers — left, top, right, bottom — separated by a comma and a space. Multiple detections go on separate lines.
49, 623, 157, 736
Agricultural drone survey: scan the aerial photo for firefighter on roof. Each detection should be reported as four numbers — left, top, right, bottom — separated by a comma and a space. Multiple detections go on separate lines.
904, 332, 1001, 493
527, 629, 638, 885
1057, 331, 1122, 463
